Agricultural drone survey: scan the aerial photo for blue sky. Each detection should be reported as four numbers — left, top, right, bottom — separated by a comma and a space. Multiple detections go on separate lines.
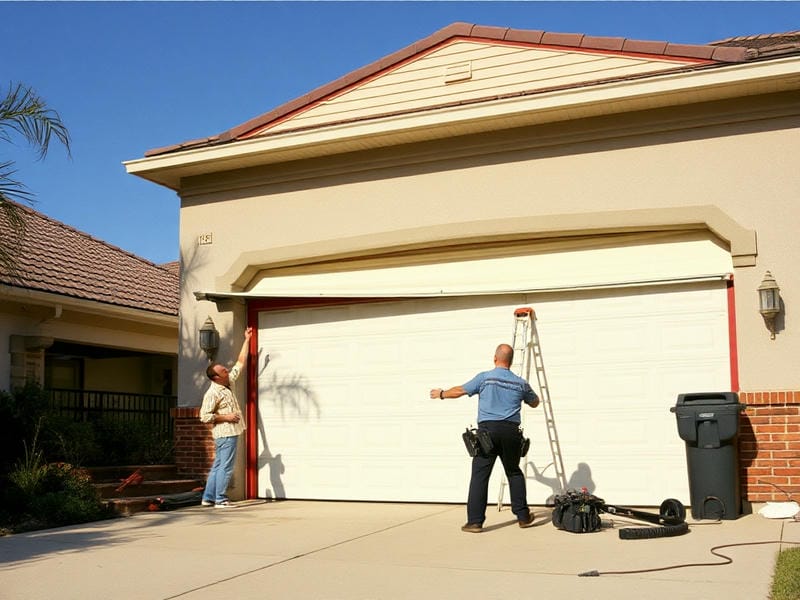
2, 1, 798, 264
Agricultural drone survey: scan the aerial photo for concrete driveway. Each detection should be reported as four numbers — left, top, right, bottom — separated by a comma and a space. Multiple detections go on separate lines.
1, 500, 798, 599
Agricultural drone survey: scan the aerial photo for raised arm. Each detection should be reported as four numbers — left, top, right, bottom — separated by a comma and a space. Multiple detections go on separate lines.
235, 326, 254, 369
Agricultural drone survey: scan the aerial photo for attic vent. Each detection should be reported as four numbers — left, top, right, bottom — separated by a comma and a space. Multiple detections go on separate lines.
443, 61, 472, 84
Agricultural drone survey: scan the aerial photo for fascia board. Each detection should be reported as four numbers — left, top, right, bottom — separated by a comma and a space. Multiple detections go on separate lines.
0, 285, 178, 328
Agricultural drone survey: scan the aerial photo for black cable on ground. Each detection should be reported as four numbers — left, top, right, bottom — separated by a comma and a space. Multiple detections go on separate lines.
618, 521, 689, 540
578, 540, 800, 577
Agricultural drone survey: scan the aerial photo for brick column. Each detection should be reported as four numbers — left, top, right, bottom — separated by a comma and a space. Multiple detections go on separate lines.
739, 391, 800, 502
171, 407, 214, 480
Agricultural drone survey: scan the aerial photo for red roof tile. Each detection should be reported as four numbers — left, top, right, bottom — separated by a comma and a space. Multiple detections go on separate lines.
711, 31, 800, 57
144, 22, 794, 158
0, 202, 178, 316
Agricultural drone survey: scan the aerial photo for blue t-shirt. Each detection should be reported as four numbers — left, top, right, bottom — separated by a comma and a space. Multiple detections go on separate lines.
462, 367, 538, 424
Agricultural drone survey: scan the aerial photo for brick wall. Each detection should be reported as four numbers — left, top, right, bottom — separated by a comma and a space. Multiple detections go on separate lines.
171, 407, 214, 480
739, 391, 800, 502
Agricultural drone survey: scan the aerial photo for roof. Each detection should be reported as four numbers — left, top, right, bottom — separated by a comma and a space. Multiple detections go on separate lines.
0, 201, 179, 316
711, 30, 800, 53
143, 22, 797, 159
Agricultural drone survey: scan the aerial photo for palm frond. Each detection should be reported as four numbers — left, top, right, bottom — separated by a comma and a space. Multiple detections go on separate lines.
0, 81, 71, 160
0, 160, 33, 205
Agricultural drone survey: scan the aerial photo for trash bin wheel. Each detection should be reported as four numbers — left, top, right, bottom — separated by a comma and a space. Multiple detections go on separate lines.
659, 498, 686, 525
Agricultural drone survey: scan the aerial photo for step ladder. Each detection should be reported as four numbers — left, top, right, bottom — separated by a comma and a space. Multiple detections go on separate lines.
497, 307, 567, 509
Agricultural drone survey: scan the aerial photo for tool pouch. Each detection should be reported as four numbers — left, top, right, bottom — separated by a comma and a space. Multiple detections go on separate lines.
520, 436, 530, 457
462, 427, 494, 457
519, 427, 530, 457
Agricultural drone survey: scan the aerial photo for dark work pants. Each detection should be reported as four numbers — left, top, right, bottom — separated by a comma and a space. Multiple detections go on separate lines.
467, 420, 530, 525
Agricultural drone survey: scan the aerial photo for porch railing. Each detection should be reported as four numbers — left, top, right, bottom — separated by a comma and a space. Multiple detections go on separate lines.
47, 389, 177, 435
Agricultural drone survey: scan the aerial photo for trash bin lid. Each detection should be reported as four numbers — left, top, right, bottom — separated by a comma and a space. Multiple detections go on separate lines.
675, 392, 740, 406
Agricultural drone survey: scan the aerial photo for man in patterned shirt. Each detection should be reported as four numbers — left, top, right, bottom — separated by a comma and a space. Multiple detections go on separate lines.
200, 326, 253, 508
430, 343, 539, 532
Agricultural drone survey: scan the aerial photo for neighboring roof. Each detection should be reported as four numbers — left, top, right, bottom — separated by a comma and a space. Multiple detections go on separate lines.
711, 30, 800, 54
0, 202, 179, 316
144, 21, 796, 159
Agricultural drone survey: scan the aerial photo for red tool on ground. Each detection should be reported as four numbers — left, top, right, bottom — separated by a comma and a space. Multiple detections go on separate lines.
115, 468, 144, 494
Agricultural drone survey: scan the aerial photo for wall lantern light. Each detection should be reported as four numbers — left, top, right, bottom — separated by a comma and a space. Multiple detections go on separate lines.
199, 316, 220, 361
757, 271, 781, 340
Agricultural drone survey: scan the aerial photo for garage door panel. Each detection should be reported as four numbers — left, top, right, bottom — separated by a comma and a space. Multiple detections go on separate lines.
257, 282, 729, 505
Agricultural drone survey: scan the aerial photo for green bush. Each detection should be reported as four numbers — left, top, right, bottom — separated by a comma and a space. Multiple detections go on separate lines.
92, 418, 174, 466
1, 445, 110, 533
27, 463, 109, 527
39, 414, 101, 467
0, 383, 50, 475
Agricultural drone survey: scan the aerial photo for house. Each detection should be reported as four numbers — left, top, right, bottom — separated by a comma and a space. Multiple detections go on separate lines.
0, 201, 179, 431
125, 23, 800, 508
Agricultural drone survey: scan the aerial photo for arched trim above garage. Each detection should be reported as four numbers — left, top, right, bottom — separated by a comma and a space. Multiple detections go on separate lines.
208, 205, 755, 295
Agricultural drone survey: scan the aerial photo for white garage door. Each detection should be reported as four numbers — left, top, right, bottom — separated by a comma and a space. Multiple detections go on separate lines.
255, 281, 730, 506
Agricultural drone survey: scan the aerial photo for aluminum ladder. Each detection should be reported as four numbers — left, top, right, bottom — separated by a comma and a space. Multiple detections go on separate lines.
497, 307, 567, 509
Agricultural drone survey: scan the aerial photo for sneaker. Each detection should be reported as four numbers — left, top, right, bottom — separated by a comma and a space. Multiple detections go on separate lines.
214, 501, 236, 508
461, 522, 482, 533
201, 500, 214, 507
518, 513, 535, 528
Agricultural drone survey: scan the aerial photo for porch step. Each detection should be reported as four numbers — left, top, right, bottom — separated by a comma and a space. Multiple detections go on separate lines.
104, 491, 204, 517
94, 479, 204, 500
86, 464, 182, 482
86, 465, 205, 516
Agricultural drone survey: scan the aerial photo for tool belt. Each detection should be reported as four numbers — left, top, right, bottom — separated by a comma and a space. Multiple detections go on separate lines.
462, 427, 493, 457
462, 427, 530, 458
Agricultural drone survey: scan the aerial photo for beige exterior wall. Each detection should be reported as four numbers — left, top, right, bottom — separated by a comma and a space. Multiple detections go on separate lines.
259, 40, 699, 136
176, 92, 798, 406
0, 293, 177, 392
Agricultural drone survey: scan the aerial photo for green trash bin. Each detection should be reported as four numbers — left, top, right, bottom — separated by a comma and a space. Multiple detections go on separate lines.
671, 392, 746, 520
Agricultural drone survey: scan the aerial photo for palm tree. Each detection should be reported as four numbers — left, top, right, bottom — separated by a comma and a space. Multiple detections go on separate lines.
0, 82, 71, 276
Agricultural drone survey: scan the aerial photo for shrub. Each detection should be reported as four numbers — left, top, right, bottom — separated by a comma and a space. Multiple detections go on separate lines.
0, 383, 49, 475
93, 418, 173, 466
39, 414, 101, 467
2, 461, 110, 532
28, 462, 109, 527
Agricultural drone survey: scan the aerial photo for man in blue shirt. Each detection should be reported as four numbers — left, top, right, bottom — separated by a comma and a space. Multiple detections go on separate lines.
430, 343, 539, 532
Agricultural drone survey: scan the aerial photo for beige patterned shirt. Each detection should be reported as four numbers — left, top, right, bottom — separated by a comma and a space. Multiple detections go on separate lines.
199, 363, 247, 439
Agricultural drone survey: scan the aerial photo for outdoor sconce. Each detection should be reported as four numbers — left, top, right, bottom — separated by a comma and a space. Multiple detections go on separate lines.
757, 271, 781, 340
199, 316, 220, 361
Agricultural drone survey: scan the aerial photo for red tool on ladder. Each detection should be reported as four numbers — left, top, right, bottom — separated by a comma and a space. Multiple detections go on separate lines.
497, 307, 567, 509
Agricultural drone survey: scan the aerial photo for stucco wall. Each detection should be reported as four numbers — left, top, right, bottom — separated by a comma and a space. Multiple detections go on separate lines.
0, 299, 177, 392
177, 97, 799, 406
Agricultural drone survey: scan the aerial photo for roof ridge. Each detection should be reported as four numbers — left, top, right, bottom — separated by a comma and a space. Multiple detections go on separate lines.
712, 30, 800, 44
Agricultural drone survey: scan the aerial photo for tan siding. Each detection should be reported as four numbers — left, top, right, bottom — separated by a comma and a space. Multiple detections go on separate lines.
262, 41, 695, 134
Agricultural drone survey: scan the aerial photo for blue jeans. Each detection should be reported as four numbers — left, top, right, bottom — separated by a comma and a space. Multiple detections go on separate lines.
203, 435, 238, 504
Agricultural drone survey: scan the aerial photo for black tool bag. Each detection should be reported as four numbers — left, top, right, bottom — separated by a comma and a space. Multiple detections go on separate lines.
520, 429, 530, 457
462, 427, 494, 457
551, 489, 604, 533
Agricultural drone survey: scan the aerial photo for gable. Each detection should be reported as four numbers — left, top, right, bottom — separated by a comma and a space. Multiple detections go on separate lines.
246, 39, 713, 137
